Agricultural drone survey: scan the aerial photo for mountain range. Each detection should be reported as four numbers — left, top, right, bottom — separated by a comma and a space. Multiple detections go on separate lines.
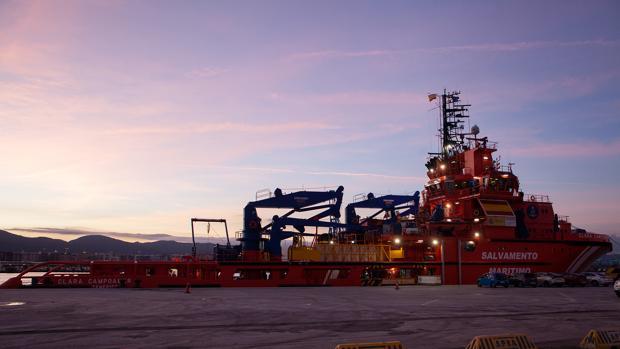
0, 230, 215, 256
1, 229, 617, 257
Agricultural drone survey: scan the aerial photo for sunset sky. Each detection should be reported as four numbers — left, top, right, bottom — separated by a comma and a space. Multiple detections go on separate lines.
1, 1, 619, 243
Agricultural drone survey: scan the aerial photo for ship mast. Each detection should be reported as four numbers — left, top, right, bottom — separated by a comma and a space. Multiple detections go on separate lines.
439, 89, 471, 159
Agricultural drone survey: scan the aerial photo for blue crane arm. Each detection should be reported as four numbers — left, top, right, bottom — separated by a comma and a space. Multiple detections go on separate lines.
345, 191, 420, 225
266, 215, 356, 258
241, 186, 345, 257
347, 193, 419, 209
273, 216, 352, 230
249, 186, 344, 209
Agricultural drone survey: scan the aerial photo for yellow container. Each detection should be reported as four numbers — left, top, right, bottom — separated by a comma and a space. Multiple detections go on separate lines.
389, 248, 404, 259
287, 246, 321, 261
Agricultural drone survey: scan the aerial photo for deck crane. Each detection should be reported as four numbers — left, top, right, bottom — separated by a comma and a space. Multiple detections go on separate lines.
345, 192, 420, 235
240, 186, 346, 261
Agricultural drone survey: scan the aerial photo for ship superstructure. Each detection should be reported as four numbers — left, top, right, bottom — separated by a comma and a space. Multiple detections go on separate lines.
2, 90, 612, 289
413, 90, 611, 283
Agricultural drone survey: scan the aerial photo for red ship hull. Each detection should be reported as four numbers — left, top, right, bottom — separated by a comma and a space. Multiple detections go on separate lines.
2, 236, 610, 288
2, 90, 613, 289
435, 238, 611, 284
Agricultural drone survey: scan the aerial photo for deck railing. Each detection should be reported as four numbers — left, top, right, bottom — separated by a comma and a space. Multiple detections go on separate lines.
557, 215, 570, 223
524, 194, 551, 203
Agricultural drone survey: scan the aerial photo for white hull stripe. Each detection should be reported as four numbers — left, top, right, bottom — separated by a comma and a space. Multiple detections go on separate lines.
568, 246, 599, 273
566, 246, 589, 272
323, 270, 331, 285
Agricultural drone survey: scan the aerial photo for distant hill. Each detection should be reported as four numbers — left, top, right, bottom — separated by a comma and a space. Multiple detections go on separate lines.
0, 230, 67, 252
0, 230, 215, 256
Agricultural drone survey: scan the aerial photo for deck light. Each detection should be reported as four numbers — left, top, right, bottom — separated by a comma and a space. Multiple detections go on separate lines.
446, 218, 452, 222
430, 169, 435, 173
440, 164, 446, 170
351, 240, 355, 244
445, 203, 451, 208
329, 240, 334, 245
467, 240, 475, 245
474, 232, 480, 238
474, 218, 480, 222
483, 156, 489, 160
394, 238, 401, 245
432, 239, 439, 246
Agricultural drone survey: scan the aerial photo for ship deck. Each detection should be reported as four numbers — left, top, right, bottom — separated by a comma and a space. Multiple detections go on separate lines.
0, 286, 617, 348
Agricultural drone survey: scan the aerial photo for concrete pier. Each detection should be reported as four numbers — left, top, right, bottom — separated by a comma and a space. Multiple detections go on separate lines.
0, 286, 618, 348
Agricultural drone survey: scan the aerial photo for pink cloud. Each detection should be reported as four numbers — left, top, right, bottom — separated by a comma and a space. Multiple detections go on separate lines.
103, 121, 339, 135
287, 49, 393, 61
268, 91, 427, 106
205, 165, 426, 183
285, 39, 620, 62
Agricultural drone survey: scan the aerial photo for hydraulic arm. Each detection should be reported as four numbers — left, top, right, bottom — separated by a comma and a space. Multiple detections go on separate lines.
241, 186, 344, 260
345, 192, 420, 232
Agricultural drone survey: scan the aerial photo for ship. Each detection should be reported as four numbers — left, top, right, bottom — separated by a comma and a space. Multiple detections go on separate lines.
1, 90, 612, 288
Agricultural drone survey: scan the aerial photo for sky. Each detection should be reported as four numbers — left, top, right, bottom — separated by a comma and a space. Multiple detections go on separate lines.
1, 0, 619, 243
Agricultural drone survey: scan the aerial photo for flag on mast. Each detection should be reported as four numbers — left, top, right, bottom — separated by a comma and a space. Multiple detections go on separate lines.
428, 93, 438, 102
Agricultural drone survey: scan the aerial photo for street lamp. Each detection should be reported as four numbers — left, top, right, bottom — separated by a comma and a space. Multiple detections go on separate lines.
431, 238, 444, 284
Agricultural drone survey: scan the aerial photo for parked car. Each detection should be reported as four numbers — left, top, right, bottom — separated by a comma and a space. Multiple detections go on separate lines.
535, 272, 565, 287
614, 277, 620, 298
562, 273, 588, 287
606, 267, 620, 281
509, 273, 537, 287
581, 272, 614, 286
477, 272, 510, 288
